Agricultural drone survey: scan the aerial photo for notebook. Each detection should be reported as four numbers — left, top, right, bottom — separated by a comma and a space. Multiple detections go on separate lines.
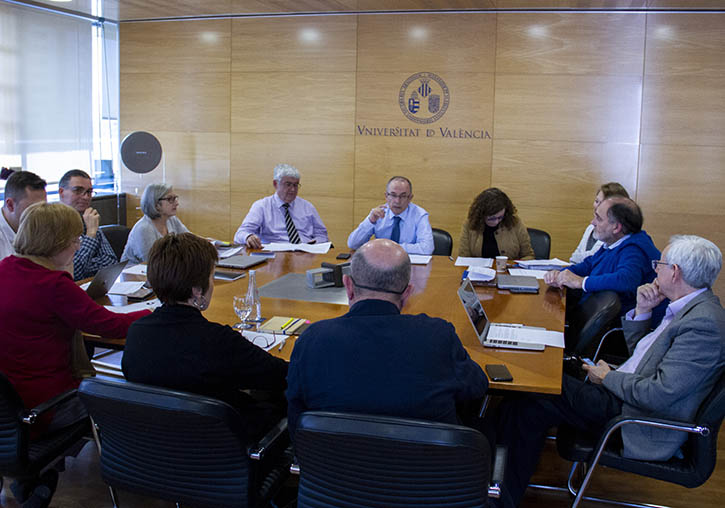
496, 274, 539, 293
216, 255, 267, 270
85, 261, 128, 300
457, 278, 545, 351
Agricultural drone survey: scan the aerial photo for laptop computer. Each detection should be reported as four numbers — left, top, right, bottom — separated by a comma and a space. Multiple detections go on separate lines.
457, 277, 545, 351
85, 261, 128, 300
216, 255, 267, 270
496, 274, 539, 293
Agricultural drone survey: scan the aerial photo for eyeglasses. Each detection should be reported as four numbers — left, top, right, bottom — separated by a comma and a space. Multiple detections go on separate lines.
158, 195, 179, 203
386, 192, 410, 201
248, 334, 276, 349
652, 260, 673, 270
72, 236, 82, 246
281, 181, 301, 189
349, 276, 407, 295
486, 213, 506, 223
69, 186, 95, 197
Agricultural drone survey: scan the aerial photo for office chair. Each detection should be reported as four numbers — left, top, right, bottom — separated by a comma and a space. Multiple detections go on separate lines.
293, 411, 505, 507
548, 373, 725, 508
564, 290, 621, 356
432, 227, 453, 256
527, 228, 551, 260
99, 224, 131, 260
78, 378, 290, 508
0, 372, 90, 501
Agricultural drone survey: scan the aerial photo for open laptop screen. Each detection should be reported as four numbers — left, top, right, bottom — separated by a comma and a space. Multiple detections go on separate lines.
457, 278, 489, 339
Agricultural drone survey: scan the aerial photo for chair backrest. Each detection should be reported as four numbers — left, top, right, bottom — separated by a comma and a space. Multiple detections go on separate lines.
527, 228, 551, 259
566, 291, 621, 355
295, 411, 492, 508
432, 227, 453, 256
99, 224, 130, 260
0, 372, 28, 475
78, 378, 254, 508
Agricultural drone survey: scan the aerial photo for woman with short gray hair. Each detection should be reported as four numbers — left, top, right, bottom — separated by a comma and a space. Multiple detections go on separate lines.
121, 183, 189, 264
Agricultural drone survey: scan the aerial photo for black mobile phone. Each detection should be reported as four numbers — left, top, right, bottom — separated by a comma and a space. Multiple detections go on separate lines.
336, 252, 351, 260
485, 364, 513, 382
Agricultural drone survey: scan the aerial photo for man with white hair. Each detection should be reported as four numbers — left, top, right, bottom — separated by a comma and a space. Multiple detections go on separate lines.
233, 164, 328, 248
491, 234, 725, 508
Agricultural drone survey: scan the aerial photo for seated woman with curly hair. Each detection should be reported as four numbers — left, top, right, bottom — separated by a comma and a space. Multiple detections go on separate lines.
458, 187, 534, 260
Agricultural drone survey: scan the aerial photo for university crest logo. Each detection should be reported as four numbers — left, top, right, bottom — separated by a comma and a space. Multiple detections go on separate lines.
398, 72, 450, 124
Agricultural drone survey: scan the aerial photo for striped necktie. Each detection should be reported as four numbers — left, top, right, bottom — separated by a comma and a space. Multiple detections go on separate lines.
391, 216, 401, 243
282, 203, 301, 244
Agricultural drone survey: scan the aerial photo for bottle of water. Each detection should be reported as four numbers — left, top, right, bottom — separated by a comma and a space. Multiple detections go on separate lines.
246, 269, 263, 322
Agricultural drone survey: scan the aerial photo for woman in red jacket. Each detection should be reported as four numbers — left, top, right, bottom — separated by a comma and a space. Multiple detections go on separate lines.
0, 201, 149, 507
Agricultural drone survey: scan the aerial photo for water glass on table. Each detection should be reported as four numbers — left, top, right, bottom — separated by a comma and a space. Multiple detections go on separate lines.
233, 295, 253, 330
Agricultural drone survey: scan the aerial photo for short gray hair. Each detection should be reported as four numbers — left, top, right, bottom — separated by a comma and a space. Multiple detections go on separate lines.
273, 163, 300, 182
351, 247, 411, 298
141, 183, 173, 219
664, 235, 722, 289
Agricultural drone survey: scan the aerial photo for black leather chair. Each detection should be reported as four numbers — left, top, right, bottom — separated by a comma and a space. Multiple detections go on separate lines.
78, 378, 290, 508
527, 228, 551, 260
294, 411, 504, 507
552, 374, 725, 508
432, 227, 453, 256
564, 290, 621, 356
99, 224, 130, 260
0, 372, 90, 500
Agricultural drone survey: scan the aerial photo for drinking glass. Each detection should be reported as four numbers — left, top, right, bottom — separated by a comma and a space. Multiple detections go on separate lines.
233, 295, 253, 330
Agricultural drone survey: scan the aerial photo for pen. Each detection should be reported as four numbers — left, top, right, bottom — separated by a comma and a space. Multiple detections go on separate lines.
278, 337, 288, 352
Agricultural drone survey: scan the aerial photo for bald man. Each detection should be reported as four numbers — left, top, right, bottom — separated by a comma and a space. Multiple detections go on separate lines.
286, 239, 487, 437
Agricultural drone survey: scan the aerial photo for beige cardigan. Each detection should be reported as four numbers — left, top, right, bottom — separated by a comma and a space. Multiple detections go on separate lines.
457, 218, 535, 260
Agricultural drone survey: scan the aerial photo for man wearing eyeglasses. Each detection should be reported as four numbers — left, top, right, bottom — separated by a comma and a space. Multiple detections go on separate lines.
286, 239, 488, 437
347, 176, 434, 255
233, 163, 329, 249
544, 197, 660, 315
489, 235, 725, 508
58, 169, 117, 280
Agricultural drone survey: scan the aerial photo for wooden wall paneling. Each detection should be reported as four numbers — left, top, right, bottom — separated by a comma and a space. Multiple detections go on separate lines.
231, 15, 357, 72
231, 71, 355, 134
493, 74, 644, 143
120, 19, 231, 74
230, 132, 354, 246
496, 13, 646, 75
121, 72, 231, 133
491, 140, 639, 208
515, 205, 597, 261
356, 12, 497, 73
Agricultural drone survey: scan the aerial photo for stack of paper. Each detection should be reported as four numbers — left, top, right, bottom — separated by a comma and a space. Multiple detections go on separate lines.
516, 258, 570, 271
466, 266, 496, 282
409, 255, 432, 265
104, 298, 161, 313
455, 256, 494, 268
122, 264, 147, 276
262, 242, 332, 254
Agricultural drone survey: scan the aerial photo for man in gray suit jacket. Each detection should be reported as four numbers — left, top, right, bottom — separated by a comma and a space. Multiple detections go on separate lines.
490, 234, 725, 508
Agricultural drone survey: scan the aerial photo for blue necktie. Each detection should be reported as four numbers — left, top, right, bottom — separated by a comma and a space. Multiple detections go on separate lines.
391, 216, 401, 243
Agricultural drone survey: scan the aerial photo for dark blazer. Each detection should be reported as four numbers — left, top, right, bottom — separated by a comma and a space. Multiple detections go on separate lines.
123, 304, 288, 410
603, 289, 725, 460
286, 299, 488, 437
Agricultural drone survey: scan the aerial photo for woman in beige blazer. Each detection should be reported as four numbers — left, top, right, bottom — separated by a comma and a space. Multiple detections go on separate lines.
458, 187, 534, 260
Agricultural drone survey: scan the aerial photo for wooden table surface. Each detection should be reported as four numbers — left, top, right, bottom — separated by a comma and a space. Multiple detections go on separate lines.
90, 251, 565, 394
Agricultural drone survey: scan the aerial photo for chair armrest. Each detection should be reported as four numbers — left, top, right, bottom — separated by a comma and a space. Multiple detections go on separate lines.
593, 327, 623, 362
488, 445, 507, 499
23, 388, 79, 425
586, 414, 710, 468
290, 461, 300, 475
249, 417, 288, 461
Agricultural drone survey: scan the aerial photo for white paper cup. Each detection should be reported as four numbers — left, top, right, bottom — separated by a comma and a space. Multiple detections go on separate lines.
495, 256, 508, 273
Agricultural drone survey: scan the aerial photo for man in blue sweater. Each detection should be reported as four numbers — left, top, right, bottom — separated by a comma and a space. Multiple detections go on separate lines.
544, 197, 660, 314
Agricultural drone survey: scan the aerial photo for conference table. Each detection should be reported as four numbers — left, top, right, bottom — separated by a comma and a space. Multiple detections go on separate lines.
90, 250, 565, 395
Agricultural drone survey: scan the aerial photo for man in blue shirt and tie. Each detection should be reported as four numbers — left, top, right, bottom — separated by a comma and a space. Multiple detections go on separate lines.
347, 176, 434, 255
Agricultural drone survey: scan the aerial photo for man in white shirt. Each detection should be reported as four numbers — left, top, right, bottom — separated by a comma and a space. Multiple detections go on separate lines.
0, 171, 47, 261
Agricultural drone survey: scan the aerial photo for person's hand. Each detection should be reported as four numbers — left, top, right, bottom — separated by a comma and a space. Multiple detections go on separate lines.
83, 207, 100, 238
635, 280, 666, 316
368, 204, 387, 224
245, 234, 262, 249
557, 270, 584, 290
583, 360, 611, 384
544, 269, 562, 287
